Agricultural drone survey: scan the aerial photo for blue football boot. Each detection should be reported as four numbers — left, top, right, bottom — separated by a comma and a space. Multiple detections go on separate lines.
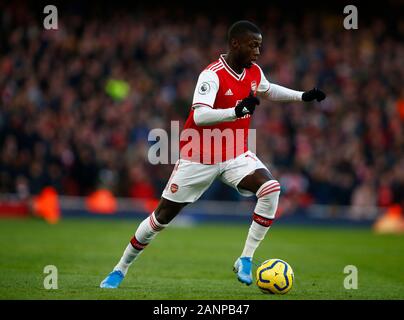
233, 257, 253, 285
100, 270, 125, 289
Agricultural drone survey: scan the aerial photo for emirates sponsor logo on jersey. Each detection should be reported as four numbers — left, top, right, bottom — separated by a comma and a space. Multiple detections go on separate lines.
170, 183, 179, 193
240, 114, 251, 120
251, 81, 257, 94
224, 89, 233, 96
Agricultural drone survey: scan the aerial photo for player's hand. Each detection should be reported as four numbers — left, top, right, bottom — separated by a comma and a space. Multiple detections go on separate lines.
235, 91, 260, 118
302, 88, 326, 102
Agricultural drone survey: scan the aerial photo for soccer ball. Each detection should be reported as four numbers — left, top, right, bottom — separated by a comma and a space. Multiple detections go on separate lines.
256, 259, 294, 294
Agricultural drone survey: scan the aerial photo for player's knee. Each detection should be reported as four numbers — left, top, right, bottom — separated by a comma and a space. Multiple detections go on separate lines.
154, 208, 174, 225
254, 180, 281, 219
154, 199, 187, 225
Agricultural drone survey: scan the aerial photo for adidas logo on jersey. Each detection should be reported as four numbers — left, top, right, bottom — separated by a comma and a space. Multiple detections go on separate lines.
224, 89, 233, 96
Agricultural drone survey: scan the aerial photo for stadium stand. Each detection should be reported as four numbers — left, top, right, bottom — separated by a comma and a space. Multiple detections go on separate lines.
0, 1, 403, 218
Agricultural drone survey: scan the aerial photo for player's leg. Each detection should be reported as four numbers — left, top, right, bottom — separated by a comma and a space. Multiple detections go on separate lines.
100, 159, 219, 288
100, 198, 188, 288
237, 168, 279, 257
234, 168, 280, 285
114, 199, 187, 274
220, 152, 280, 285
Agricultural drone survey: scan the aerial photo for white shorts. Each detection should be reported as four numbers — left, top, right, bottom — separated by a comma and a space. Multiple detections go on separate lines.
162, 150, 268, 203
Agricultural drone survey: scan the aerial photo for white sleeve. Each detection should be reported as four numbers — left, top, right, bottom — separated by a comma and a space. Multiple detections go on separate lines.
255, 65, 303, 102
256, 65, 270, 94
266, 83, 303, 101
192, 70, 219, 109
193, 106, 236, 126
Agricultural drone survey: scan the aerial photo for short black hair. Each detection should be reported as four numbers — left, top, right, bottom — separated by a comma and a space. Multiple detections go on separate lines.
227, 20, 261, 43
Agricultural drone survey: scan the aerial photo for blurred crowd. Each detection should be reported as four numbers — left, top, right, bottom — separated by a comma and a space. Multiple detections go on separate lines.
1, 2, 403, 213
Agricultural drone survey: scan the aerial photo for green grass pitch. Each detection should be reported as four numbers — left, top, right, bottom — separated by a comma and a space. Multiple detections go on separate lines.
0, 217, 403, 300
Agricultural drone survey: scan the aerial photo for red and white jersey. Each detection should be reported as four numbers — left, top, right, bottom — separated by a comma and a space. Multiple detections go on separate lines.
179, 54, 270, 164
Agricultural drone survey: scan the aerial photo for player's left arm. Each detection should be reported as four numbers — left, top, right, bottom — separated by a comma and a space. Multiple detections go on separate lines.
256, 66, 326, 102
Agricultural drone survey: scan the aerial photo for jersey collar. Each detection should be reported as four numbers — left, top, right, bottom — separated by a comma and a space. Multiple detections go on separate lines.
220, 54, 246, 81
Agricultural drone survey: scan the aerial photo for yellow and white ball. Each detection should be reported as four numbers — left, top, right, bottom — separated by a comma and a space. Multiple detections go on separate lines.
256, 259, 294, 294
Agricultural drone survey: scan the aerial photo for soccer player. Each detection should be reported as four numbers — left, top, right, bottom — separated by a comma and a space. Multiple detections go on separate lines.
100, 20, 325, 288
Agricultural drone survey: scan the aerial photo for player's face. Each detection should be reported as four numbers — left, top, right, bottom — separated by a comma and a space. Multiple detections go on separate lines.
238, 32, 262, 68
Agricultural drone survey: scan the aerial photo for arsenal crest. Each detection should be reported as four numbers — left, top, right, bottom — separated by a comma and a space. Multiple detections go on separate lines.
251, 81, 257, 94
170, 183, 179, 193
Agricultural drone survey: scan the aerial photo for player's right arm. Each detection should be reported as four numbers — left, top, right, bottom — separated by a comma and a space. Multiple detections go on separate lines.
192, 70, 258, 126
192, 70, 236, 126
